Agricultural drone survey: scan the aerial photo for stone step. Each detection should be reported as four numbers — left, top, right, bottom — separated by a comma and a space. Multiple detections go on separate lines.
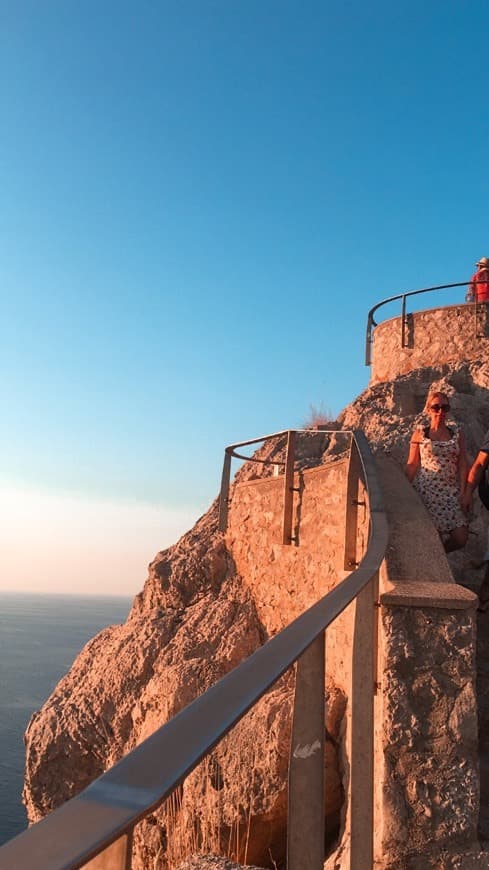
388, 851, 489, 869
176, 858, 266, 870
440, 853, 489, 869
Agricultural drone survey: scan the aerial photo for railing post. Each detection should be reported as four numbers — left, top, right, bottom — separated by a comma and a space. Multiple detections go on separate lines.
287, 632, 325, 870
282, 430, 296, 545
82, 831, 133, 869
344, 437, 361, 570
365, 313, 373, 366
343, 433, 377, 867
218, 450, 232, 533
400, 293, 407, 348
350, 572, 377, 870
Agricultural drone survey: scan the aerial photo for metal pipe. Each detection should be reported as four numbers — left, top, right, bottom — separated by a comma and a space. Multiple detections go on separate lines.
227, 451, 285, 465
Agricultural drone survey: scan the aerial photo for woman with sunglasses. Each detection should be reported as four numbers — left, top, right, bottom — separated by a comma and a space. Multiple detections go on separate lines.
405, 390, 469, 552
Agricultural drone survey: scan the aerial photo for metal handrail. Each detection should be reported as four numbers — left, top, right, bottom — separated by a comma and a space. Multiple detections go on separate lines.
0, 430, 388, 870
365, 279, 488, 365
218, 427, 342, 535
226, 427, 339, 459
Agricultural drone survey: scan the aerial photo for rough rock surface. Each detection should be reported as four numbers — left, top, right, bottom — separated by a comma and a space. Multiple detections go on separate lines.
155, 675, 342, 869
380, 605, 478, 860
23, 483, 345, 868
339, 359, 489, 458
22, 357, 489, 868
23, 504, 266, 866
339, 360, 489, 585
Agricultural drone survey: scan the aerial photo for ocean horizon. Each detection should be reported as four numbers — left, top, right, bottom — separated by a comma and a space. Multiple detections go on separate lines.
0, 591, 131, 846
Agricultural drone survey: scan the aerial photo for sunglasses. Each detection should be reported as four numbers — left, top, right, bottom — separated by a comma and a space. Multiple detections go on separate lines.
430, 403, 450, 412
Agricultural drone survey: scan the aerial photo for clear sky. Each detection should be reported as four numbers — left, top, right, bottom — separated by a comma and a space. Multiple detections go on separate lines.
2, 1, 488, 595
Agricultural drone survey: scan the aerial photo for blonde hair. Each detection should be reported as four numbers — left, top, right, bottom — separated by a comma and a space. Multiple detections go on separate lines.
424, 390, 450, 414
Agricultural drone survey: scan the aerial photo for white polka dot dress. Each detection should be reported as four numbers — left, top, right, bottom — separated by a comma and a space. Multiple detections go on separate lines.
412, 426, 467, 533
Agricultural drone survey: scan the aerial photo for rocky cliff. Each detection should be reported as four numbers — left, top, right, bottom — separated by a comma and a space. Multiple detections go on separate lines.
22, 358, 489, 868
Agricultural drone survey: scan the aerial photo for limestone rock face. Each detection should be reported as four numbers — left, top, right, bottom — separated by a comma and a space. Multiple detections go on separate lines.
339, 360, 489, 461
380, 605, 478, 862
23, 505, 263, 860
339, 360, 489, 584
23, 494, 345, 869
22, 358, 489, 868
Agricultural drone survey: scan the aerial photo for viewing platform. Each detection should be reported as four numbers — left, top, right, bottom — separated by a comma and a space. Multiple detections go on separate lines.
367, 287, 489, 384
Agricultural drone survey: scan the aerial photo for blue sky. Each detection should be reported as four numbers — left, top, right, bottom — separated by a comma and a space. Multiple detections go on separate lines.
1, 1, 488, 593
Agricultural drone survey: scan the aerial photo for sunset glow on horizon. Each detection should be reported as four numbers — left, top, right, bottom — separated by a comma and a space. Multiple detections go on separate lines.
0, 486, 201, 596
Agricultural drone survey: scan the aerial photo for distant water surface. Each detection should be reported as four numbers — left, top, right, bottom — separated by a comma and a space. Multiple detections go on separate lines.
0, 592, 131, 846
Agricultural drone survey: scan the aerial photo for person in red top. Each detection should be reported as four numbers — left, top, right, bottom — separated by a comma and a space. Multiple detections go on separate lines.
467, 257, 489, 302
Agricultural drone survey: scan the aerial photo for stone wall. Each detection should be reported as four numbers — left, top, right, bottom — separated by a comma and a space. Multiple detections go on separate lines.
378, 584, 478, 868
226, 458, 361, 635
375, 457, 478, 867
226, 451, 370, 736
226, 452, 479, 867
227, 455, 373, 861
370, 303, 489, 385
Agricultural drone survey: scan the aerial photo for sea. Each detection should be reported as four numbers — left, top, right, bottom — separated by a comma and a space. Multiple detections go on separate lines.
0, 592, 131, 846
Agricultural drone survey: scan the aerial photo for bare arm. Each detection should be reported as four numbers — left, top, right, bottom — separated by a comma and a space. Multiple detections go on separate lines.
467, 451, 489, 491
462, 450, 489, 511
405, 433, 421, 483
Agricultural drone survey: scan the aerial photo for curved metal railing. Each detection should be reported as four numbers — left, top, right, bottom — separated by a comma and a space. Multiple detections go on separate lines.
0, 430, 388, 870
218, 426, 341, 541
365, 279, 487, 365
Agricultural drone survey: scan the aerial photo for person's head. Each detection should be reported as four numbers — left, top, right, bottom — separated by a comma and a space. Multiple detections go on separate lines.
476, 257, 489, 270
425, 390, 451, 420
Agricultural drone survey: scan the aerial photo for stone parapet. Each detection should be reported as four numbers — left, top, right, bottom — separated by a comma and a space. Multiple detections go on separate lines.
374, 456, 479, 867
378, 592, 478, 868
381, 580, 475, 609
227, 451, 479, 867
370, 303, 489, 384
